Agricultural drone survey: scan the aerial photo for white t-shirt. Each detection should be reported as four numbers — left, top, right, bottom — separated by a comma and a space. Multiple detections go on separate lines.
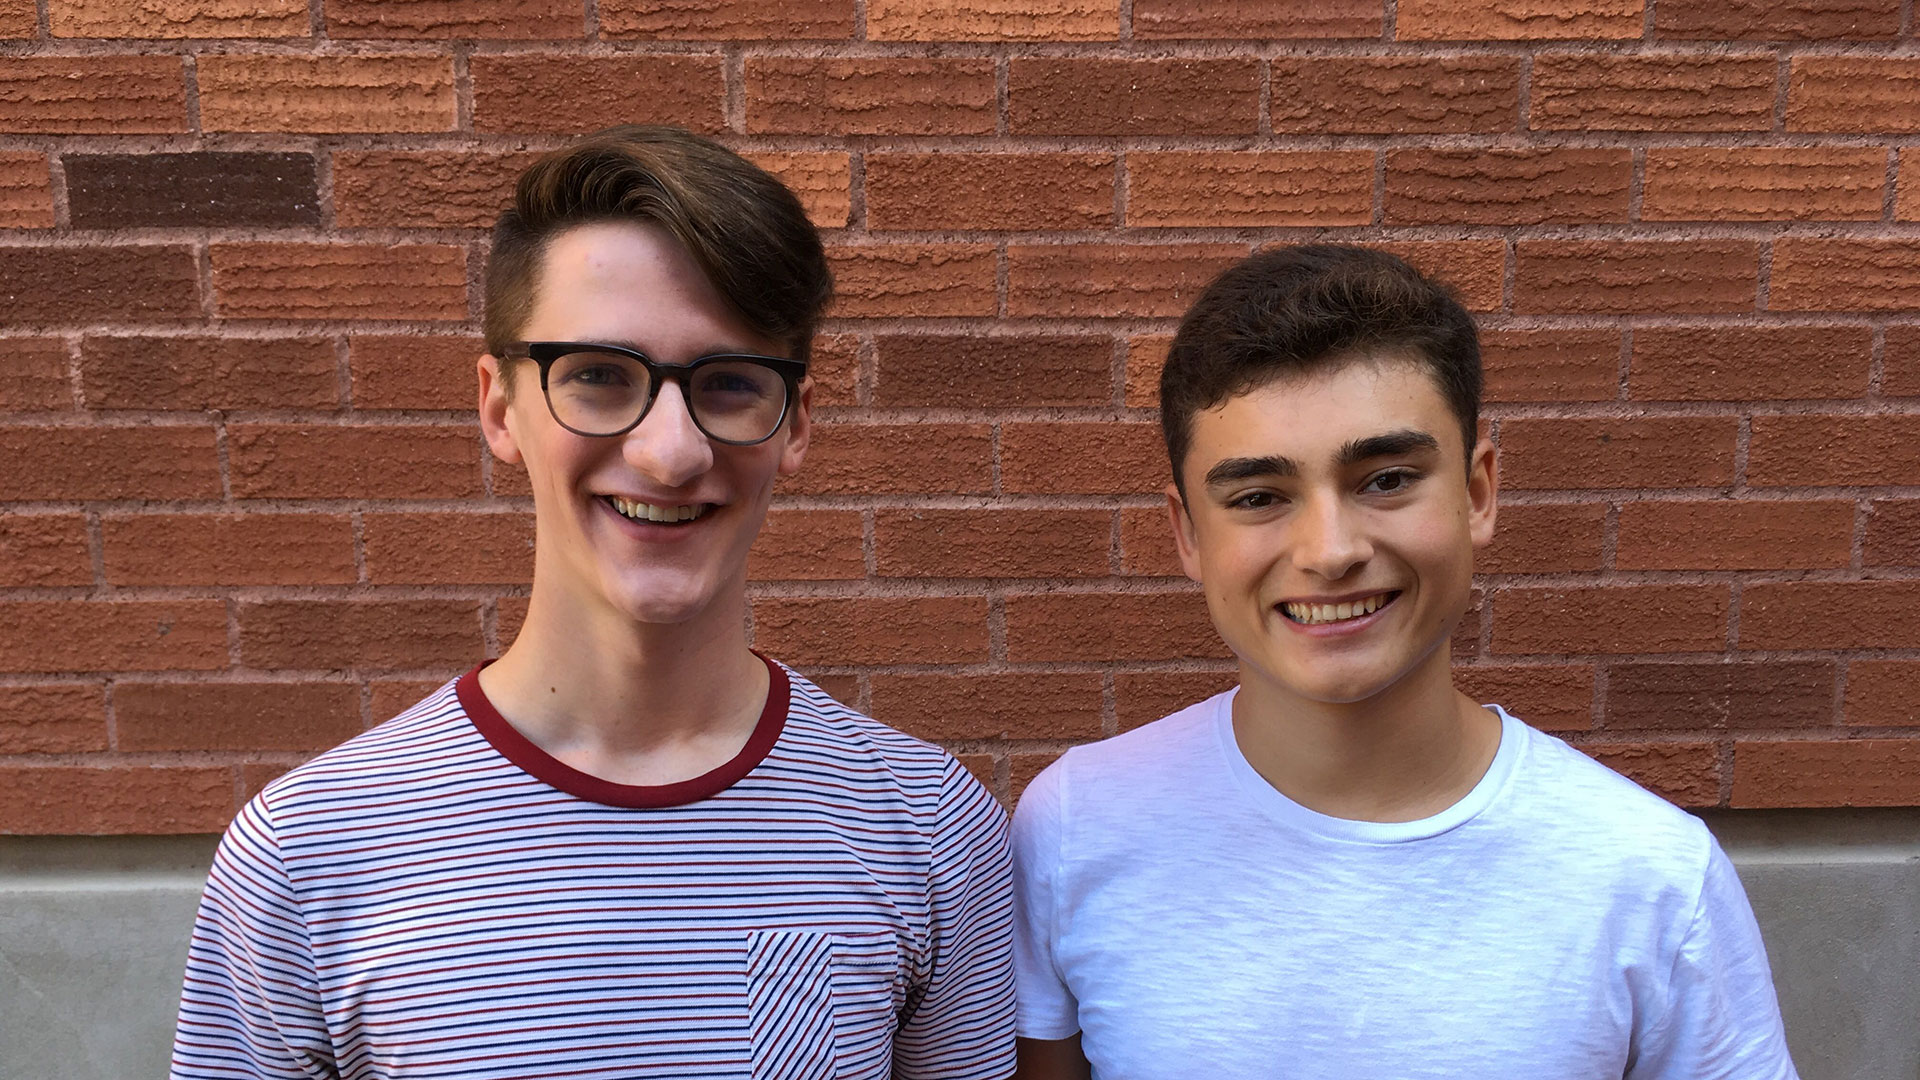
1011, 690, 1798, 1080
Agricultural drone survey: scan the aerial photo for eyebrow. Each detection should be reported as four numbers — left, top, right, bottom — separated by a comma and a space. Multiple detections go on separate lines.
1201, 429, 1442, 489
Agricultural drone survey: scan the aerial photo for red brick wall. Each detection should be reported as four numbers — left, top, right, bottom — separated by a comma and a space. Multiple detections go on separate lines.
4, 0, 1919, 832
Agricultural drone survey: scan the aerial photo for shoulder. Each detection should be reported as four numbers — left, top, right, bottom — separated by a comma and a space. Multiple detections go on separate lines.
776, 664, 988, 803
1017, 690, 1228, 827
254, 676, 475, 814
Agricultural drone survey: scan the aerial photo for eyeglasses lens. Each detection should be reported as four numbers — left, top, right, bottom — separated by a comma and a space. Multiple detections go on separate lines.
545, 350, 788, 442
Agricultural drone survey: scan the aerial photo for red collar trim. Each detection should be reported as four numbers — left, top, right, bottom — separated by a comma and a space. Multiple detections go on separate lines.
455, 654, 789, 809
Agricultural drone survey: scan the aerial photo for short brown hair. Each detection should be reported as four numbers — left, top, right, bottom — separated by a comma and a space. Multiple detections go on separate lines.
483, 125, 832, 379
1160, 245, 1481, 493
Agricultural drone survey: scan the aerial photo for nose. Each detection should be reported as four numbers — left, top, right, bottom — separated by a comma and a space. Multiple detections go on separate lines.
1291, 494, 1371, 581
624, 379, 713, 488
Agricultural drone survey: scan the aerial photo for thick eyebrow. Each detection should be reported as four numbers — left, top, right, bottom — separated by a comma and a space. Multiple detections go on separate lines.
1338, 429, 1441, 466
1204, 455, 1297, 487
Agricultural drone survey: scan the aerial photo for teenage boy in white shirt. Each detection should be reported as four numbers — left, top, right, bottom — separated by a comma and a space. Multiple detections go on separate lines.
171, 126, 1015, 1080
1010, 245, 1797, 1080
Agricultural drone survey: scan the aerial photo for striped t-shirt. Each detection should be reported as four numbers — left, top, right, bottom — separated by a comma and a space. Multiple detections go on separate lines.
171, 658, 1016, 1079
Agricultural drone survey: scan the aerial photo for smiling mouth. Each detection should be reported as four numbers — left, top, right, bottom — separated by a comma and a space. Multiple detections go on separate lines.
1280, 591, 1400, 626
604, 495, 713, 525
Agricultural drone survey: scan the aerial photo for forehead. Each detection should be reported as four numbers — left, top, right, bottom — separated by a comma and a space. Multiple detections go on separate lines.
1187, 358, 1455, 459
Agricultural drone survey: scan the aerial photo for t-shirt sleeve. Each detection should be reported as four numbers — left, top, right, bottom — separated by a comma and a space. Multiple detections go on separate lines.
171, 796, 337, 1080
1009, 755, 1080, 1040
890, 757, 1017, 1080
1629, 840, 1800, 1080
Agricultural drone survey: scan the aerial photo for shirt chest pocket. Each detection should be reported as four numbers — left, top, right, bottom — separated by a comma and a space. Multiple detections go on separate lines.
745, 929, 902, 1080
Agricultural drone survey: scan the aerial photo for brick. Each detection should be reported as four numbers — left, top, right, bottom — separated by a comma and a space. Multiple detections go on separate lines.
1482, 329, 1619, 403
0, 152, 53, 228
1010, 752, 1063, 802
1124, 335, 1172, 408
491, 455, 531, 498
1630, 325, 1869, 401
1479, 502, 1606, 574
741, 152, 852, 230
1641, 148, 1885, 222
116, 681, 361, 752
1491, 585, 1729, 654
363, 511, 533, 585
876, 508, 1110, 579
867, 0, 1117, 39
50, 0, 307, 36
66, 152, 319, 229
212, 243, 468, 321
1900, 151, 1920, 223
0, 0, 33, 34
824, 244, 996, 318
1120, 504, 1180, 576
1385, 148, 1630, 225
602, 0, 852, 37
0, 515, 89, 586
473, 55, 722, 133
350, 334, 482, 410
1268, 56, 1519, 134
1115, 670, 1237, 730
0, 245, 200, 324
229, 423, 482, 499
1400, 0, 1642, 38
798, 672, 858, 709
866, 152, 1113, 231
327, 0, 581, 36
1454, 664, 1594, 731
1732, 739, 1920, 807
751, 597, 988, 665
1002, 422, 1167, 494
496, 597, 528, 646
369, 678, 443, 722
81, 336, 338, 411
870, 672, 1103, 741
1513, 240, 1758, 314
1866, 499, 1920, 566
199, 56, 454, 133
746, 58, 994, 136
0, 766, 235, 834
1580, 741, 1721, 806
1007, 244, 1246, 319
1530, 53, 1777, 132
957, 754, 997, 797
0, 425, 219, 500
0, 338, 72, 410
746, 509, 864, 581
1128, 151, 1372, 228
1742, 582, 1920, 650
0, 56, 186, 133
1787, 57, 1920, 132
1885, 325, 1920, 395
1133, 0, 1378, 37
1748, 414, 1920, 487
1498, 417, 1737, 490
780, 423, 992, 496
1772, 240, 1920, 312
1359, 240, 1506, 312
333, 150, 537, 230
802, 333, 858, 408
0, 685, 106, 754
103, 513, 357, 586
1608, 660, 1835, 730
874, 334, 1113, 408
1616, 499, 1853, 571
1657, 0, 1899, 38
1844, 661, 1920, 726
1006, 590, 1226, 662
0, 600, 228, 673
1456, 587, 1487, 657
1009, 58, 1259, 135
241, 600, 483, 670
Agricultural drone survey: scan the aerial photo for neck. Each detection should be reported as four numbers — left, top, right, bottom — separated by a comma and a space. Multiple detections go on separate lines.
1231, 646, 1502, 823
478, 575, 769, 784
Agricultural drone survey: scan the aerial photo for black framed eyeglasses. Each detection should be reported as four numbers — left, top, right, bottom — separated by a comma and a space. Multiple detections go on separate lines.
503, 342, 808, 446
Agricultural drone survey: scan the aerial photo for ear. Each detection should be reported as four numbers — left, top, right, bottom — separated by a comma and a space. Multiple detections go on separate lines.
777, 377, 812, 476
1167, 483, 1205, 584
478, 354, 524, 466
1466, 434, 1499, 549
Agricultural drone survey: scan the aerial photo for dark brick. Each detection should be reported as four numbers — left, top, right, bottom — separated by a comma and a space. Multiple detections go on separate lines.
65, 153, 319, 229
0, 246, 200, 324
1607, 661, 1836, 730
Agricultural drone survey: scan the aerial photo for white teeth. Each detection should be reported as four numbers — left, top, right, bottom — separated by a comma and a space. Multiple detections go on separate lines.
1283, 592, 1394, 625
609, 497, 708, 524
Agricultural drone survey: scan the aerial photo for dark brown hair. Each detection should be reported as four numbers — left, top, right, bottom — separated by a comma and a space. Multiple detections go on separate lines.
483, 125, 832, 383
1160, 244, 1481, 493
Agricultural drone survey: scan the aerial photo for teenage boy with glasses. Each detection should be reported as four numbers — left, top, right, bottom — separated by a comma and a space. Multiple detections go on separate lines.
1010, 246, 1797, 1080
171, 127, 1016, 1080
